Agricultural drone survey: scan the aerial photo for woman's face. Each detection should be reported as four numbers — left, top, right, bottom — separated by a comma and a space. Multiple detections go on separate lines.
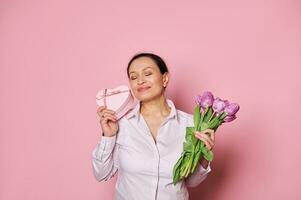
128, 57, 169, 102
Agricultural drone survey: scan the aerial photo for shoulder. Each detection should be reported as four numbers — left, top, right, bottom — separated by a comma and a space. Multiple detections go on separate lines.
176, 109, 194, 127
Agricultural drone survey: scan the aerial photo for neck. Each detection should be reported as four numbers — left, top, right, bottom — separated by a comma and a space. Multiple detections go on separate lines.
140, 95, 171, 118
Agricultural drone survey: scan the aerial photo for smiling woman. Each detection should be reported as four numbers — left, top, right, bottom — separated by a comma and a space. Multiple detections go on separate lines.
92, 52, 214, 200
127, 53, 169, 98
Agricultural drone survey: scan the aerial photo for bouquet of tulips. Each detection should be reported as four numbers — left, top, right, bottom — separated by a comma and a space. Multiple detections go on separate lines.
172, 91, 240, 185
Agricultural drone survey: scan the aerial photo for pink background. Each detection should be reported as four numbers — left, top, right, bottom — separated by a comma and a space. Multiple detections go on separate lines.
1, 0, 300, 199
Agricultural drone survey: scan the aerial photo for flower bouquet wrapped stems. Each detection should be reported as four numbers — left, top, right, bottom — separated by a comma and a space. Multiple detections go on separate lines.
173, 91, 240, 185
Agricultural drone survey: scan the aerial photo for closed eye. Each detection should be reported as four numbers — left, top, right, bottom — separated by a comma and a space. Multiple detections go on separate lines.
130, 73, 152, 80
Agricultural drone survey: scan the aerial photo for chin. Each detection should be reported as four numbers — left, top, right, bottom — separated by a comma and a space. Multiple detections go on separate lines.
135, 93, 152, 102
135, 91, 164, 102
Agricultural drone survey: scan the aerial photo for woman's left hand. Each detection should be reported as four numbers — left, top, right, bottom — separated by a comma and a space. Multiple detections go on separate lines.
194, 129, 215, 151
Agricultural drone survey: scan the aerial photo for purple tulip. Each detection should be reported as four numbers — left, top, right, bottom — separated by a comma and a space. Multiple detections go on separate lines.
224, 103, 240, 116
224, 100, 230, 107
195, 91, 214, 110
194, 95, 202, 105
224, 115, 237, 122
212, 98, 227, 114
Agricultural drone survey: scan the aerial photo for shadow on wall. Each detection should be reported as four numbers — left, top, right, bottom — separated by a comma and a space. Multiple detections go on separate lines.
169, 80, 256, 200
188, 116, 254, 200
188, 145, 236, 200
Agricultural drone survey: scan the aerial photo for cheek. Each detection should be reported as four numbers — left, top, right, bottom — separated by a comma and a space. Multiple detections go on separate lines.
128, 83, 136, 93
149, 75, 163, 85
153, 80, 165, 90
129, 81, 136, 89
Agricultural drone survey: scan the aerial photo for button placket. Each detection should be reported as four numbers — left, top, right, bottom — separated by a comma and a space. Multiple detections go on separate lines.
139, 114, 162, 200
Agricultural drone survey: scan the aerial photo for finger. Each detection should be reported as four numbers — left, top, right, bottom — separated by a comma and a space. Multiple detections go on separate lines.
99, 110, 116, 118
211, 132, 215, 141
195, 132, 214, 147
100, 113, 118, 120
104, 113, 118, 119
102, 110, 116, 115
203, 128, 214, 135
105, 109, 116, 114
97, 108, 116, 117
97, 105, 107, 111
195, 134, 212, 149
101, 115, 117, 122
199, 136, 213, 150
196, 131, 213, 144
203, 129, 215, 141
203, 129, 215, 142
97, 106, 107, 114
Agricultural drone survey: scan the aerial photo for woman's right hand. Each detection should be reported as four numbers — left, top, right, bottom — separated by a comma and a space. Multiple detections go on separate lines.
97, 106, 119, 137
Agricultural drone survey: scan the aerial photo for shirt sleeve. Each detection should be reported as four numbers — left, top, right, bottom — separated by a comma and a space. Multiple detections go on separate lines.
184, 161, 212, 188
91, 134, 119, 182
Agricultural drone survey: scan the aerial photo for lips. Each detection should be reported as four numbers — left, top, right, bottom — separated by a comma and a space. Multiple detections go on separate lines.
137, 86, 150, 92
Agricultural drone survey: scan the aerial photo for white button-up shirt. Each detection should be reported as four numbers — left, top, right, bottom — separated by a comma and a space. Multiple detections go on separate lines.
92, 98, 211, 200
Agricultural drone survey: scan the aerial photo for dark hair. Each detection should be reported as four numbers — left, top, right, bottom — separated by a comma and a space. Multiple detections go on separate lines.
126, 52, 169, 79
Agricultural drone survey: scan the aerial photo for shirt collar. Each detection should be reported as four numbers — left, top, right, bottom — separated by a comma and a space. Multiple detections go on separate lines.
125, 98, 178, 122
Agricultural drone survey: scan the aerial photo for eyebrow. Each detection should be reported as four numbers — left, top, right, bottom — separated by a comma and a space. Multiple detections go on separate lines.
129, 66, 153, 74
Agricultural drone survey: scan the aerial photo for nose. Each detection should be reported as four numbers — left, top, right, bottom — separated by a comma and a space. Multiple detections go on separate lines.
137, 77, 146, 85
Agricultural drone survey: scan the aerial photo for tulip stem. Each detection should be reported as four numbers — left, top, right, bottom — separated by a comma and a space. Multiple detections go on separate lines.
208, 111, 216, 122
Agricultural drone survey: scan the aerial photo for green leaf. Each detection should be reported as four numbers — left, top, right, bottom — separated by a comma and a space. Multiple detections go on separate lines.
191, 150, 202, 172
209, 117, 220, 129
193, 105, 201, 129
186, 127, 195, 135
198, 107, 207, 130
200, 140, 205, 149
218, 112, 227, 121
183, 142, 193, 153
183, 153, 194, 178
203, 107, 213, 123
202, 148, 214, 161
186, 127, 197, 147
179, 156, 189, 177
194, 140, 200, 153
173, 155, 184, 185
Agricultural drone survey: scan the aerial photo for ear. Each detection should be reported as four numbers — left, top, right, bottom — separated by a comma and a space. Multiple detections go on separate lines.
162, 72, 169, 87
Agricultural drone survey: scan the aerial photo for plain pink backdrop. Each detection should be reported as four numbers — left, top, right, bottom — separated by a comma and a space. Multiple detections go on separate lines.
1, 0, 300, 199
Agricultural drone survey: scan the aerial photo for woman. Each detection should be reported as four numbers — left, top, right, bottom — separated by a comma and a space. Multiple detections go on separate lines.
92, 52, 215, 200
